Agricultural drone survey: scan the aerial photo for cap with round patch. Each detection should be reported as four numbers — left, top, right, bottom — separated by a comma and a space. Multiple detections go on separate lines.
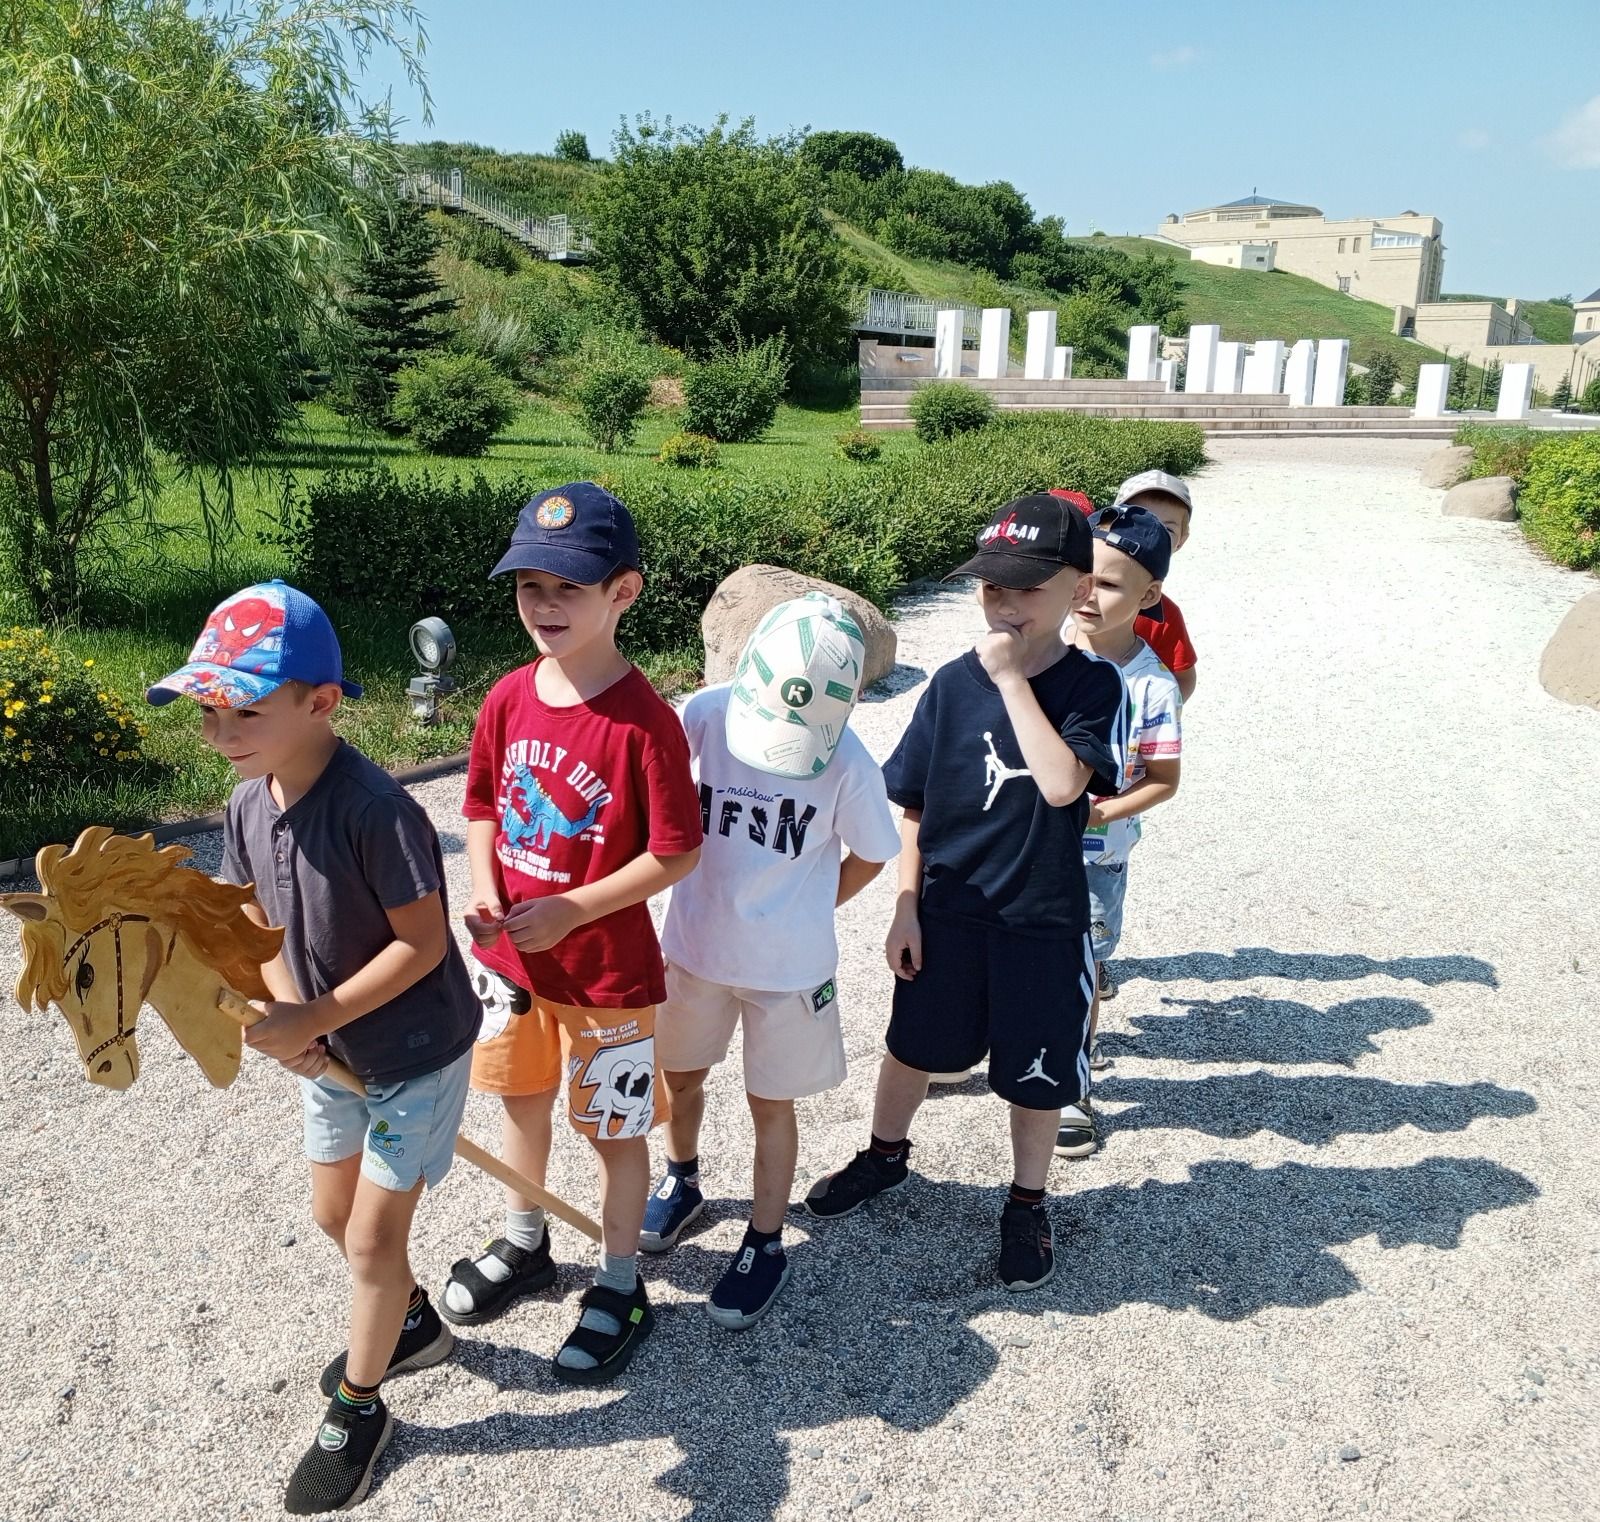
724, 594, 866, 778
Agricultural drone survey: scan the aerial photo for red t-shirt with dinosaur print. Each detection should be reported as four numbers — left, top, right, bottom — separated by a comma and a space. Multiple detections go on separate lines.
463, 660, 702, 1008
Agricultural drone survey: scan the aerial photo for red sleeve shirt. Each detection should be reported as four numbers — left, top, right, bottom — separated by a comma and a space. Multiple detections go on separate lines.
464, 661, 703, 1007
1134, 594, 1197, 675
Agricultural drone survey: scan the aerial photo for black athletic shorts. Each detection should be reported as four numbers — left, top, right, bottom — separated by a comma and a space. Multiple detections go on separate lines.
886, 909, 1095, 1110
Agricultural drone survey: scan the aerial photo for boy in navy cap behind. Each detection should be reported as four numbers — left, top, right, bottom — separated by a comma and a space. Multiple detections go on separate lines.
443, 482, 703, 1383
148, 581, 481, 1513
804, 495, 1127, 1291
1058, 503, 1183, 1157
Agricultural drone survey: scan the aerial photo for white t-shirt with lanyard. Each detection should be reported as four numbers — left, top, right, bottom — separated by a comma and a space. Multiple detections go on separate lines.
661, 684, 901, 992
1082, 638, 1182, 867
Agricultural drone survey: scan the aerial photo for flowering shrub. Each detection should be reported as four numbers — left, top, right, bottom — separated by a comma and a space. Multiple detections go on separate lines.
0, 629, 148, 778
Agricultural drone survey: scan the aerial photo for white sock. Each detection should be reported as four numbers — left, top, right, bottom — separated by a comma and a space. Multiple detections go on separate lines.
1060, 1101, 1093, 1128
556, 1251, 638, 1371
442, 1212, 545, 1317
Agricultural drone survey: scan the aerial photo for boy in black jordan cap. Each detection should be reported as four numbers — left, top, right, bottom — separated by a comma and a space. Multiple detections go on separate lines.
804, 494, 1128, 1290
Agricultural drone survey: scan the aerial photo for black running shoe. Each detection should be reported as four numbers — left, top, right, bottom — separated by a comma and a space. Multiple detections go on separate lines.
803, 1145, 910, 1219
998, 1201, 1055, 1291
284, 1392, 393, 1514
320, 1288, 454, 1397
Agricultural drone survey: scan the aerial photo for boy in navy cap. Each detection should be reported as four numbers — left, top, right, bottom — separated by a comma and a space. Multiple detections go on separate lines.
148, 581, 481, 1513
1057, 503, 1183, 1157
804, 495, 1127, 1291
443, 483, 703, 1383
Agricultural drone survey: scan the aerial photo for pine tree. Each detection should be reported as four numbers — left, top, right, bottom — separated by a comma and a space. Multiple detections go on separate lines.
342, 199, 456, 426
1552, 375, 1572, 411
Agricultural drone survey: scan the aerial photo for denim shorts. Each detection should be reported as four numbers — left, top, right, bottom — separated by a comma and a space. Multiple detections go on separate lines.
301, 1046, 472, 1192
1085, 859, 1128, 963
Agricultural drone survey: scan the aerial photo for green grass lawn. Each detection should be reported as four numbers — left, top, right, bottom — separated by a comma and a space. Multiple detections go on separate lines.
0, 397, 907, 860
1440, 292, 1576, 346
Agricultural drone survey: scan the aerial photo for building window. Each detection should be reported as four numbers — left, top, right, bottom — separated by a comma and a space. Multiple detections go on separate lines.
1352, 236, 1362, 253
1337, 238, 1346, 254
1338, 276, 1351, 294
1589, 316, 1596, 330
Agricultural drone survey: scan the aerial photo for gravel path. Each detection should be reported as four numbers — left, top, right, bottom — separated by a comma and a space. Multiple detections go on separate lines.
3, 436, 1597, 1522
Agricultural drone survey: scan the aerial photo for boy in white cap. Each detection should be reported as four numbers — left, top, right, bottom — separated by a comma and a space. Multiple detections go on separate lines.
643, 594, 900, 1327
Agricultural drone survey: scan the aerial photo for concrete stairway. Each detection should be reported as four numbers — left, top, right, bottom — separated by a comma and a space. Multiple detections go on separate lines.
859, 376, 1462, 438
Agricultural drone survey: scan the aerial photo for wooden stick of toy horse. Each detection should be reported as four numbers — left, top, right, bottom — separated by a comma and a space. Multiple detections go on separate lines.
2, 826, 602, 1243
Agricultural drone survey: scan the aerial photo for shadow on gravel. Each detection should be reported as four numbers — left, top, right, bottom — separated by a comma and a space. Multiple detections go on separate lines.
1098, 993, 1433, 1067
861, 662, 928, 703
1113, 948, 1499, 989
1096, 1072, 1536, 1143
385, 1156, 1535, 1517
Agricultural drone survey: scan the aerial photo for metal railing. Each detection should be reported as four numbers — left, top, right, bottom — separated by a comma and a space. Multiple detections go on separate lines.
399, 169, 595, 261
857, 288, 983, 340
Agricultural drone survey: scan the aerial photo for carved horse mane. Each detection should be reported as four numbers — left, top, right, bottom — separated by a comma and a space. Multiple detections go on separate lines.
3, 827, 283, 1088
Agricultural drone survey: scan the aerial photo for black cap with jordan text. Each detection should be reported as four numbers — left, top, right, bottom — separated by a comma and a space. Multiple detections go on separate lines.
944, 493, 1095, 588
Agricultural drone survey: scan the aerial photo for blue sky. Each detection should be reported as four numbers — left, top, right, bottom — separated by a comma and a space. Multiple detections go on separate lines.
366, 0, 1600, 301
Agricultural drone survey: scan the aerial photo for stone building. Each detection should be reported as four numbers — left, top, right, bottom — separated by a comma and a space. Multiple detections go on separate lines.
1157, 195, 1445, 309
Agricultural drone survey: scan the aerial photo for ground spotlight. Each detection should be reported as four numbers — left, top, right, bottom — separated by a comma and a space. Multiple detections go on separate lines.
406, 617, 458, 724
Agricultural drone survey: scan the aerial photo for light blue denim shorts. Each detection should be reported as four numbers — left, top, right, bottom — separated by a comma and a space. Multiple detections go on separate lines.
301, 1046, 472, 1192
1085, 859, 1128, 963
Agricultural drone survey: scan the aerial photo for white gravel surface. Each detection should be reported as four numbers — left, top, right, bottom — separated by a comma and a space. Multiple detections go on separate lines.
3, 436, 1598, 1522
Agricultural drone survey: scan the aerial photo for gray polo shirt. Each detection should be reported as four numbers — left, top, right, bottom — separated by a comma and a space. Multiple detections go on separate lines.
221, 741, 480, 1084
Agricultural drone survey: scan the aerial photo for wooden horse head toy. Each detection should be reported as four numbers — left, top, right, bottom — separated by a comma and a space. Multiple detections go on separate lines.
1, 826, 282, 1089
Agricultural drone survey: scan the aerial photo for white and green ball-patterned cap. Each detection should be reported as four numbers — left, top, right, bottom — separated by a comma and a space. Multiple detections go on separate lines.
725, 594, 867, 778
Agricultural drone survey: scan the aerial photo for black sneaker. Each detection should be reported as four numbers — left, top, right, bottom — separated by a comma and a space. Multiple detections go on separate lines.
707, 1233, 791, 1330
319, 1288, 454, 1397
284, 1392, 393, 1514
1054, 1099, 1098, 1158
1097, 962, 1118, 1001
803, 1145, 910, 1219
998, 1201, 1055, 1291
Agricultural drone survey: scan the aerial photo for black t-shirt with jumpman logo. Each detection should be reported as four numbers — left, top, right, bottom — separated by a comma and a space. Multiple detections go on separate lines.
881, 648, 1126, 934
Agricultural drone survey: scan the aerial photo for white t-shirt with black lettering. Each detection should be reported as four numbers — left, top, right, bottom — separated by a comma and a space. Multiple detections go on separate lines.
661, 684, 901, 991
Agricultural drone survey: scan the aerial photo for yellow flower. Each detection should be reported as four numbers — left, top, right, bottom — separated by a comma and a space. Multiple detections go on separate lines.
3, 726, 14, 739
82, 658, 94, 668
98, 747, 109, 756
38, 693, 51, 704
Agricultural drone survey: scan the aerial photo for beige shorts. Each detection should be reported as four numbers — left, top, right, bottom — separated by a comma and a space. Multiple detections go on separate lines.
658, 961, 847, 1101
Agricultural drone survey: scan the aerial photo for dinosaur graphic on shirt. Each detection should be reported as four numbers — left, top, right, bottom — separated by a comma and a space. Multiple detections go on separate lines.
502, 761, 608, 851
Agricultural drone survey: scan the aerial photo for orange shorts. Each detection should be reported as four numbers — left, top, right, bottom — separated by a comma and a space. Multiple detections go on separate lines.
469, 971, 665, 1141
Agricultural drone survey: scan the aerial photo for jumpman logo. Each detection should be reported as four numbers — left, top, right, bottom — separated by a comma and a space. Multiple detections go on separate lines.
1019, 1047, 1059, 1086
982, 731, 1031, 812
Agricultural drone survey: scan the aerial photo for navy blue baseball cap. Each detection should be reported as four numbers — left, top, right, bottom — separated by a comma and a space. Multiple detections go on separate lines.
1088, 503, 1172, 584
147, 581, 361, 708
491, 482, 641, 584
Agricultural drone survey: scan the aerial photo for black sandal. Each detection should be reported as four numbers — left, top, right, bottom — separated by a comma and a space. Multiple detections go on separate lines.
551, 1283, 656, 1386
438, 1236, 556, 1327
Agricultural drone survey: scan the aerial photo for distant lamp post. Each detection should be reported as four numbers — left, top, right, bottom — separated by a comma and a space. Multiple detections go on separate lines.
407, 617, 458, 724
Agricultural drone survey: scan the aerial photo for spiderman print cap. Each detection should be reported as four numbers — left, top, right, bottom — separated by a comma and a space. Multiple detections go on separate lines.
146, 580, 363, 708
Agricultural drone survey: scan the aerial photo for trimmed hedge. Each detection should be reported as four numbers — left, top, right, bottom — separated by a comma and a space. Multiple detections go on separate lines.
1457, 425, 1600, 570
281, 414, 1206, 659
909, 381, 994, 442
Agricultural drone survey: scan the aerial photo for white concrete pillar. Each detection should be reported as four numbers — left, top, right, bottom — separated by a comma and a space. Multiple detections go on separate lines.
1312, 339, 1350, 407
1214, 341, 1246, 394
1184, 324, 1220, 392
1496, 362, 1535, 420
1241, 340, 1287, 394
1283, 339, 1316, 406
1157, 358, 1176, 391
1024, 311, 1058, 381
934, 310, 964, 379
1053, 346, 1073, 380
977, 308, 1011, 380
1126, 324, 1160, 382
1414, 363, 1450, 418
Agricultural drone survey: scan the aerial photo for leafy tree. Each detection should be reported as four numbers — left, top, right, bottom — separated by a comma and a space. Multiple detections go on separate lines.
1056, 277, 1135, 377
343, 200, 457, 426
0, 0, 428, 620
588, 115, 851, 365
1012, 237, 1184, 328
878, 171, 1036, 277
801, 130, 903, 181
554, 129, 591, 163
1580, 377, 1600, 415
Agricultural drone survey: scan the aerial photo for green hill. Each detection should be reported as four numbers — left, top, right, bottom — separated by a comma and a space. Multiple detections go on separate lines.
1440, 292, 1575, 345
1077, 236, 1451, 374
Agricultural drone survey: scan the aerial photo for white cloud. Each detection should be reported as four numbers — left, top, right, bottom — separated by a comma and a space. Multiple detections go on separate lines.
1545, 95, 1600, 168
1150, 45, 1201, 71
1458, 128, 1491, 151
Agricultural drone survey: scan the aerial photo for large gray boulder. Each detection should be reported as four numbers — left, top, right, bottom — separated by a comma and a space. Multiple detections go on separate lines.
1540, 591, 1600, 711
1443, 476, 1518, 521
1420, 445, 1474, 489
702, 564, 897, 688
